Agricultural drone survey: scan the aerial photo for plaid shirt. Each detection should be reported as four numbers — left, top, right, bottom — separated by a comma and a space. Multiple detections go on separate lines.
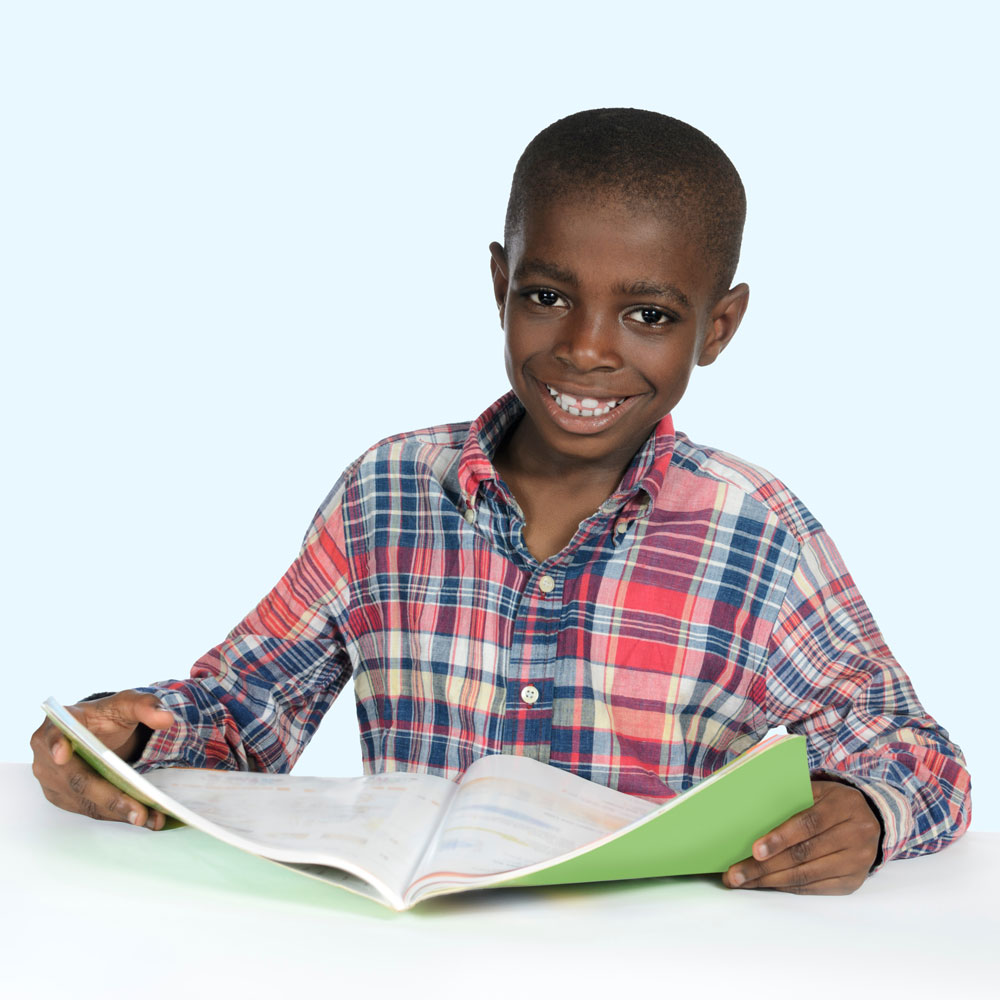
136, 392, 971, 865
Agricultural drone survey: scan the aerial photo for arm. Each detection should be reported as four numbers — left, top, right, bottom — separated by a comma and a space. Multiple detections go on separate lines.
725, 525, 971, 893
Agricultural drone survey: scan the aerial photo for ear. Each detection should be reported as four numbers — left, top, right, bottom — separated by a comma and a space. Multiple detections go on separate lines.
489, 241, 509, 327
697, 282, 750, 367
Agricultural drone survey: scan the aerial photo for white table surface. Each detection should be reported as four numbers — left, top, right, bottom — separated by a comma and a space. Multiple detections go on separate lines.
2, 761, 996, 999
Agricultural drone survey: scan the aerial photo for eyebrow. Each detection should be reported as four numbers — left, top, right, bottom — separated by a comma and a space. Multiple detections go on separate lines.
512, 257, 578, 286
512, 258, 692, 310
613, 279, 692, 310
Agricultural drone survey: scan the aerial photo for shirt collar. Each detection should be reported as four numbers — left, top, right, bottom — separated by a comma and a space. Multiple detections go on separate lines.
457, 391, 675, 511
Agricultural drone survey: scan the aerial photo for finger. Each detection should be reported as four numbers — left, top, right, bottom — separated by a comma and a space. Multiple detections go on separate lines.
57, 754, 167, 830
726, 826, 846, 886
749, 784, 851, 862
750, 808, 824, 863
735, 852, 865, 895
29, 718, 73, 767
49, 730, 73, 765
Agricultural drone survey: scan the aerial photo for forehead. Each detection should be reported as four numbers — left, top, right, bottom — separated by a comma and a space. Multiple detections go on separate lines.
509, 192, 715, 305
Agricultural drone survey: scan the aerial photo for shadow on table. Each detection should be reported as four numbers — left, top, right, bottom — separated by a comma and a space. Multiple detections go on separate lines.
412, 872, 725, 916
45, 814, 728, 919
47, 822, 394, 920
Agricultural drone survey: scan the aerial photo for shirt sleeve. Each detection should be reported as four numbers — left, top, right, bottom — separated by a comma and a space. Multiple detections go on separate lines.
130, 468, 358, 774
764, 525, 972, 868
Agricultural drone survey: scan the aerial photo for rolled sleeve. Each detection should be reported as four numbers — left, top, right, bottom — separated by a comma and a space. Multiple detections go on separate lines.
765, 526, 972, 865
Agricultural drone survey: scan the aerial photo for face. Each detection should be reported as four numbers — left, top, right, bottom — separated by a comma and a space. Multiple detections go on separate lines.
491, 193, 749, 473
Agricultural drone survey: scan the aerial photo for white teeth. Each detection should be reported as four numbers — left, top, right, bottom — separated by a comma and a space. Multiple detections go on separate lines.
545, 384, 627, 416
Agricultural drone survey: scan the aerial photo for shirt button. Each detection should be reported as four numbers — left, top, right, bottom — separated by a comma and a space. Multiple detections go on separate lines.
538, 574, 555, 594
614, 519, 628, 534
520, 684, 539, 705
464, 507, 476, 524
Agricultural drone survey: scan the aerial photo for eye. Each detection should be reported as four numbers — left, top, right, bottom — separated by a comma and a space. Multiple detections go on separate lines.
526, 288, 566, 308
626, 306, 675, 327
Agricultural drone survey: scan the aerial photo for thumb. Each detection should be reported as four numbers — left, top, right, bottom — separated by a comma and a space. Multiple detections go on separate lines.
76, 691, 174, 738
135, 695, 177, 729
132, 695, 176, 731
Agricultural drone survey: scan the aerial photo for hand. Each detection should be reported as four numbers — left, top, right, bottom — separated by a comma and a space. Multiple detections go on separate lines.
30, 691, 176, 830
722, 779, 882, 895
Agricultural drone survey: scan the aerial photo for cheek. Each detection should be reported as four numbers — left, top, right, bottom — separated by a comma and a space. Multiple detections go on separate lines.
503, 325, 540, 374
635, 337, 697, 374
635, 344, 702, 402
502, 330, 531, 393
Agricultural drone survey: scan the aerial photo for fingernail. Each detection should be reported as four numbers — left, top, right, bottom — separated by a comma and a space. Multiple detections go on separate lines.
145, 815, 157, 830
756, 843, 770, 859
730, 870, 745, 887
128, 811, 140, 825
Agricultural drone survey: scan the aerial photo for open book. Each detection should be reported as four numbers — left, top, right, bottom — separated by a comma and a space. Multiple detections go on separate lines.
43, 697, 813, 911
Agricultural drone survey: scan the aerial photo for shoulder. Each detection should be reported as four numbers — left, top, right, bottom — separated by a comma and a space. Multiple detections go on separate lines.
365, 418, 473, 453
312, 418, 470, 524
351, 418, 470, 483
669, 431, 821, 546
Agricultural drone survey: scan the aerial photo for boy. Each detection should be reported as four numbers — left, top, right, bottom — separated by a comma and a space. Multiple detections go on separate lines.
31, 108, 971, 895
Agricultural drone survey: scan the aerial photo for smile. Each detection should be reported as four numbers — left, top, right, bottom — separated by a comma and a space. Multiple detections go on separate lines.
545, 384, 626, 417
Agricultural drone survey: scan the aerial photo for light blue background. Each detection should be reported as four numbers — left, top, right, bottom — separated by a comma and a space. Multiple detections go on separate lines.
3, 2, 996, 829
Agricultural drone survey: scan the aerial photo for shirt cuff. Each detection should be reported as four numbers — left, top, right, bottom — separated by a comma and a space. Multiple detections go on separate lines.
130, 685, 206, 773
811, 769, 914, 873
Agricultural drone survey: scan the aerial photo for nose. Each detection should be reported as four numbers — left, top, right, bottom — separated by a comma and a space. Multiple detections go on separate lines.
554, 308, 622, 372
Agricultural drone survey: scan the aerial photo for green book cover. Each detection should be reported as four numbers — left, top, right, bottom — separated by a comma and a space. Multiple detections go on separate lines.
495, 735, 813, 890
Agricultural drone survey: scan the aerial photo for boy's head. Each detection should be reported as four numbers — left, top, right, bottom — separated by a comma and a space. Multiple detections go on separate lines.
503, 108, 746, 300
490, 109, 751, 473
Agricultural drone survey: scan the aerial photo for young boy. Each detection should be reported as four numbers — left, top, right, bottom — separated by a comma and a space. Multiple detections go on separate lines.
31, 108, 971, 895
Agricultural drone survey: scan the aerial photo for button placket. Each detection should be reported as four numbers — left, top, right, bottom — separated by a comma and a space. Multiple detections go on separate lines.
500, 565, 563, 761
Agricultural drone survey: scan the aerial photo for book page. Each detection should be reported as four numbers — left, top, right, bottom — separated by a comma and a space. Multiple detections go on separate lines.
407, 755, 655, 902
146, 768, 455, 897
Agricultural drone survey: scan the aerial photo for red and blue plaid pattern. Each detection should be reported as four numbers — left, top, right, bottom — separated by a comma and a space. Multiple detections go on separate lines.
136, 392, 971, 865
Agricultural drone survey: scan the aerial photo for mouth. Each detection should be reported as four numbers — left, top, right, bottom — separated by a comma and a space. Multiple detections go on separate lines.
532, 378, 641, 435
545, 384, 627, 417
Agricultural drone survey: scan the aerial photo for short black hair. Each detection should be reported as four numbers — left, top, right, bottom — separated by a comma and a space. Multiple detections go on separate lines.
504, 108, 746, 296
